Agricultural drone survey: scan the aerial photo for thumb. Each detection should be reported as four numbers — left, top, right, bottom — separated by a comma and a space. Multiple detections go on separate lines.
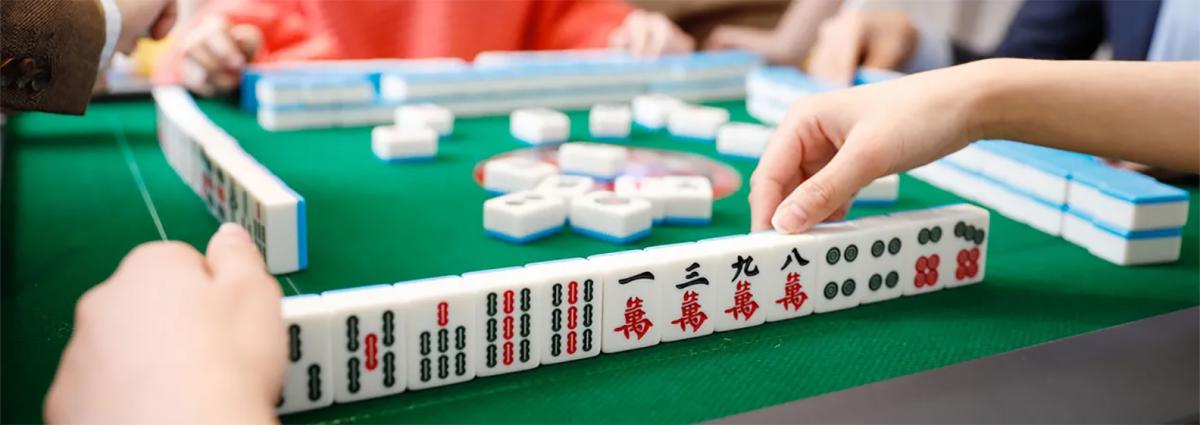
206, 223, 268, 282
771, 140, 885, 233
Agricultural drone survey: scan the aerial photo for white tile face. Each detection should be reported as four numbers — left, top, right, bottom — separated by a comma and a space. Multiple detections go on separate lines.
324, 285, 406, 402
569, 191, 653, 244
716, 123, 772, 159
394, 276, 475, 391
371, 125, 438, 161
748, 232, 821, 321
483, 191, 566, 243
483, 157, 558, 194
806, 223, 867, 313
659, 176, 713, 224
590, 251, 664, 353
849, 217, 907, 304
854, 174, 900, 203
644, 243, 719, 342
589, 103, 632, 139
534, 175, 596, 206
511, 108, 570, 145
461, 269, 541, 377
278, 295, 334, 414
633, 94, 684, 129
395, 104, 454, 137
943, 205, 990, 287
525, 259, 603, 364
614, 176, 667, 222
667, 105, 730, 140
890, 211, 953, 296
698, 236, 771, 331
557, 142, 629, 179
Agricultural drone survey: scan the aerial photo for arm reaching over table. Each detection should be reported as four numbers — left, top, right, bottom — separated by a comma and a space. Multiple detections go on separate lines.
750, 59, 1200, 234
45, 224, 285, 424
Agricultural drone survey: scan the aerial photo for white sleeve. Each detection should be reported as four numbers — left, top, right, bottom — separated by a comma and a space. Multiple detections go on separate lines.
901, 26, 955, 73
97, 0, 122, 66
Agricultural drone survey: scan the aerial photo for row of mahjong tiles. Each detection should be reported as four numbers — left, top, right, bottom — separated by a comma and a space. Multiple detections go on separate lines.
277, 204, 989, 414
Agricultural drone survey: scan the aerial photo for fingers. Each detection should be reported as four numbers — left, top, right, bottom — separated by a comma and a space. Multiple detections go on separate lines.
204, 223, 269, 284
612, 10, 692, 57
181, 18, 250, 96
646, 13, 693, 56
150, 2, 177, 39
705, 25, 772, 53
861, 37, 910, 70
204, 27, 245, 69
624, 10, 651, 56
808, 14, 866, 87
749, 108, 813, 231
771, 137, 886, 233
229, 24, 264, 59
114, 241, 208, 284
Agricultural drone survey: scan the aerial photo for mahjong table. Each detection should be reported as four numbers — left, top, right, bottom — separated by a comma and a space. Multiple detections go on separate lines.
3, 97, 1197, 423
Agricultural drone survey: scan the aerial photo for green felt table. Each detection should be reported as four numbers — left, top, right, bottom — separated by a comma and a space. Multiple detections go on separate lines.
3, 98, 1197, 424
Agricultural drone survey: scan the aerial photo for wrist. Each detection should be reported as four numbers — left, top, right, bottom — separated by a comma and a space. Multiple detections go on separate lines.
958, 58, 1022, 142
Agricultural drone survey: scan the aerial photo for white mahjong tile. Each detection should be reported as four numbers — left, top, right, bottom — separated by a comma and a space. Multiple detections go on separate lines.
393, 276, 475, 391
715, 123, 773, 159
323, 284, 407, 402
395, 103, 454, 137
632, 94, 684, 129
525, 258, 603, 364
847, 215, 909, 304
569, 191, 653, 244
589, 250, 665, 353
659, 176, 713, 225
940, 204, 991, 287
483, 156, 559, 194
461, 268, 541, 377
643, 242, 719, 342
589, 103, 632, 139
534, 175, 596, 207
746, 231, 821, 321
888, 208, 954, 296
613, 176, 667, 223
483, 191, 567, 243
278, 295, 334, 414
510, 108, 570, 145
696, 235, 771, 331
558, 142, 628, 180
805, 222, 869, 313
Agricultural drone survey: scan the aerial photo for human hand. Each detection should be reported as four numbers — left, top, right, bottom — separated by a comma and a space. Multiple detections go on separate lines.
750, 63, 989, 233
807, 11, 918, 86
179, 16, 262, 96
609, 9, 695, 57
45, 224, 285, 424
113, 0, 178, 54
706, 25, 807, 67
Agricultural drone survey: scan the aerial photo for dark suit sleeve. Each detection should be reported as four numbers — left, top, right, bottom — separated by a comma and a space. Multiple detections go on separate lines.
952, 0, 1105, 64
1, 0, 107, 115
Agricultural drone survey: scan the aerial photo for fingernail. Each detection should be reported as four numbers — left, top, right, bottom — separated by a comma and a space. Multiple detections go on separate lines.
771, 203, 808, 234
217, 222, 251, 243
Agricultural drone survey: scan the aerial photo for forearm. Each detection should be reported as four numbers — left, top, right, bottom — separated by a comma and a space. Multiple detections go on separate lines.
968, 59, 1200, 172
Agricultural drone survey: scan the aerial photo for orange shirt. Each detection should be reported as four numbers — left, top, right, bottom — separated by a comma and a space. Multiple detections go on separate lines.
158, 0, 633, 80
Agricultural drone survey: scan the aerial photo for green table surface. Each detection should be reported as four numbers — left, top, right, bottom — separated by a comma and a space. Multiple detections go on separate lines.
3, 98, 1198, 424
